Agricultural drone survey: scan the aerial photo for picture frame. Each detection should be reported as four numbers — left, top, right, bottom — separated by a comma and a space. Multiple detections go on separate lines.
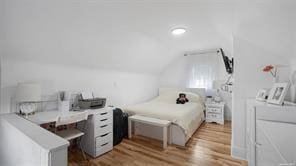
267, 83, 290, 105
256, 89, 268, 101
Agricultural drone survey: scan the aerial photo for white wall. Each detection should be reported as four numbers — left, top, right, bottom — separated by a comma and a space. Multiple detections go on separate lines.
231, 2, 295, 159
0, 56, 2, 110
290, 27, 296, 102
291, 28, 296, 70
1, 58, 159, 114
160, 51, 230, 86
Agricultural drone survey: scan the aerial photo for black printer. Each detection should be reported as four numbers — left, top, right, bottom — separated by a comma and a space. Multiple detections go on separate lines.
77, 94, 106, 109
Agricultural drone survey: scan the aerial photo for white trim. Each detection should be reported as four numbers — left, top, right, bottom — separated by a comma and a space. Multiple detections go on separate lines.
231, 145, 247, 161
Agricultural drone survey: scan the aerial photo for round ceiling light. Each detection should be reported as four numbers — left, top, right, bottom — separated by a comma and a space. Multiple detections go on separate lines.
171, 27, 186, 36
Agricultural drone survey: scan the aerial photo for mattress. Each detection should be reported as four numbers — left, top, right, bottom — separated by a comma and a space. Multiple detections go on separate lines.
124, 91, 205, 137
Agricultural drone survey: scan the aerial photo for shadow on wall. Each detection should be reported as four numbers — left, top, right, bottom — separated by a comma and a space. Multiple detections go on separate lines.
1, 86, 16, 114
233, 36, 291, 99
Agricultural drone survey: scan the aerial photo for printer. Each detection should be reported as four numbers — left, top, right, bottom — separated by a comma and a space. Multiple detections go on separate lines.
77, 92, 106, 109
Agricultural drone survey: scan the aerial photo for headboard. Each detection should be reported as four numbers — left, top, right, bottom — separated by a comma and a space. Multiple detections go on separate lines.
159, 87, 206, 101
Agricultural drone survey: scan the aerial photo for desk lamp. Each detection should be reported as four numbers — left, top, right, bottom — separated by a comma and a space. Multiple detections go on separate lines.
16, 82, 41, 116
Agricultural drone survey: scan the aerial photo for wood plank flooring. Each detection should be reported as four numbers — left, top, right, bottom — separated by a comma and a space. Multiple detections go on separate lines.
69, 121, 248, 166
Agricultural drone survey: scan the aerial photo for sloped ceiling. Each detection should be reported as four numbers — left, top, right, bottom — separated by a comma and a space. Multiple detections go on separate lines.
2, 0, 294, 74
1, 0, 235, 74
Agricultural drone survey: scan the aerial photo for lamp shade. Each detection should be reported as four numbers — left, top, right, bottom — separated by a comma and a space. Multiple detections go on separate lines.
16, 82, 41, 102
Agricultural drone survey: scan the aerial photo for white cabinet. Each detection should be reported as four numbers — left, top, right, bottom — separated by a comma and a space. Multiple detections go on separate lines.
0, 114, 69, 166
80, 107, 113, 158
205, 102, 225, 124
246, 99, 296, 166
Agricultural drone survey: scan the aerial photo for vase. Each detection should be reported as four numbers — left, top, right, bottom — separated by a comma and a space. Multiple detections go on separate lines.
273, 75, 279, 83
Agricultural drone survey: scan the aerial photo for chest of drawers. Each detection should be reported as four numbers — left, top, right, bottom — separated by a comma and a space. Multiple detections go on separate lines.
80, 107, 113, 158
205, 102, 225, 125
246, 99, 296, 166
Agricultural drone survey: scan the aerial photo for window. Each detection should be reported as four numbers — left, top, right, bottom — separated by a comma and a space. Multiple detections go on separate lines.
186, 53, 219, 89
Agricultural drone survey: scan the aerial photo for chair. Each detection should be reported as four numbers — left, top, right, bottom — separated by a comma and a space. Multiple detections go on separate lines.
55, 111, 88, 160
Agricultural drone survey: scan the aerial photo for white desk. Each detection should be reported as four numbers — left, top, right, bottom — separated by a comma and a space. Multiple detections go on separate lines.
25, 109, 101, 125
23, 107, 114, 158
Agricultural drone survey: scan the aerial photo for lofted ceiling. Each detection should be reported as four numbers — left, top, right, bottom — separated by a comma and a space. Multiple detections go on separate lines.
1, 0, 295, 74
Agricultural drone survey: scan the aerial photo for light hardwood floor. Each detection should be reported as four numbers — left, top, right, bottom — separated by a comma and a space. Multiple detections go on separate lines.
69, 121, 248, 166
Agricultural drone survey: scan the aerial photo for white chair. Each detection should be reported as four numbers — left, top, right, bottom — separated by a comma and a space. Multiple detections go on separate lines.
55, 111, 88, 159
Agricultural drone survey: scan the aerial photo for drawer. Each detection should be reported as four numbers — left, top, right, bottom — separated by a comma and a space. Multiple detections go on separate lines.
95, 116, 113, 126
95, 123, 113, 137
206, 113, 222, 119
94, 110, 113, 126
96, 132, 113, 147
95, 111, 112, 121
95, 141, 113, 157
207, 107, 222, 113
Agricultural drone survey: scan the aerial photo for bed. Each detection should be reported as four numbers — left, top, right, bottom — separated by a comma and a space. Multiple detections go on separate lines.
124, 87, 206, 146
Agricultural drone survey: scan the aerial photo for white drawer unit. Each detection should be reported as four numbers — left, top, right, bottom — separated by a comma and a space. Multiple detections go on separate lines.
205, 102, 225, 125
246, 99, 296, 166
79, 107, 113, 158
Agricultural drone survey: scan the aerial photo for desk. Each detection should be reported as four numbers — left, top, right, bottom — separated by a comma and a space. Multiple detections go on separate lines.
25, 109, 101, 125
25, 107, 114, 158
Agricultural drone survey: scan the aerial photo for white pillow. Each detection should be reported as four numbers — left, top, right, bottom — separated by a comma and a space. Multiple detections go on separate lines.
180, 91, 203, 104
152, 91, 203, 104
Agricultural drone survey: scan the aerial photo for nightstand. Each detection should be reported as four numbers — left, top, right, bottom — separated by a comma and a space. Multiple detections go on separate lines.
205, 101, 225, 125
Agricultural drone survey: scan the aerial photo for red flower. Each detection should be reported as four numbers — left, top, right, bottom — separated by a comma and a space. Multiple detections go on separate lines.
263, 65, 274, 72
262, 65, 276, 78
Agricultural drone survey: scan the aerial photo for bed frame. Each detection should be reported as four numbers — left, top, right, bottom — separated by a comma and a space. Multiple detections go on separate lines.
133, 87, 206, 146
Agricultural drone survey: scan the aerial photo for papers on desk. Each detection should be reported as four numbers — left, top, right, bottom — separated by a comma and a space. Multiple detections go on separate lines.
81, 91, 94, 100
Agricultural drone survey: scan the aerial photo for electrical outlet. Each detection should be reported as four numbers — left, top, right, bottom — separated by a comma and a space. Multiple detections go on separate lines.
113, 82, 117, 87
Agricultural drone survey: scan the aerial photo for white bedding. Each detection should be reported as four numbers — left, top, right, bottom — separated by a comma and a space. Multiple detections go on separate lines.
124, 91, 205, 138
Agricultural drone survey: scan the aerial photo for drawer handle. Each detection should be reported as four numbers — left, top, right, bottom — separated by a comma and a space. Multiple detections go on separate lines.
100, 133, 109, 137
101, 143, 108, 147
100, 118, 108, 122
100, 125, 108, 128
255, 142, 262, 147
100, 112, 107, 115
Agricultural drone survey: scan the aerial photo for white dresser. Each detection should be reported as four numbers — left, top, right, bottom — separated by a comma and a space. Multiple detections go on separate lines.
80, 107, 113, 158
205, 101, 225, 124
246, 99, 296, 166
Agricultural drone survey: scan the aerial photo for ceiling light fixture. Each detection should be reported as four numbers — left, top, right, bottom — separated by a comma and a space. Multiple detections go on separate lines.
171, 27, 186, 36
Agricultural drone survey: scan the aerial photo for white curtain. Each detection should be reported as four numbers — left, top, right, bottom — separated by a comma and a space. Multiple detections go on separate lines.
186, 53, 219, 89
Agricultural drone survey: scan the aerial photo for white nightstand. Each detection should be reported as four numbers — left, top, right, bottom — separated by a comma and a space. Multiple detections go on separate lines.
205, 101, 225, 125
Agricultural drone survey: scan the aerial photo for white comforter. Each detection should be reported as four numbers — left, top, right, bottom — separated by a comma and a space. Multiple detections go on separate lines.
124, 99, 205, 137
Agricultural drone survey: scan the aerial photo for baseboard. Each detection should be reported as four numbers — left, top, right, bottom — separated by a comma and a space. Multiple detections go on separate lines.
225, 116, 232, 121
231, 145, 247, 161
